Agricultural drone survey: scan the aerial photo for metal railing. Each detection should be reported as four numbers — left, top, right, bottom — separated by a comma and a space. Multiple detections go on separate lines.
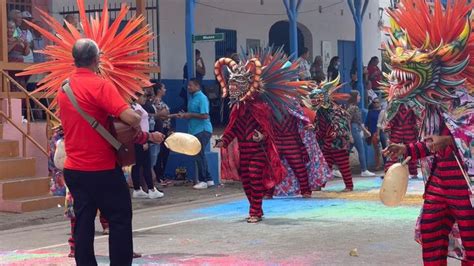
0, 70, 59, 157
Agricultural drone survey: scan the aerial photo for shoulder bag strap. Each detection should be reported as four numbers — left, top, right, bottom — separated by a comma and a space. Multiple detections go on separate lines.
62, 81, 123, 151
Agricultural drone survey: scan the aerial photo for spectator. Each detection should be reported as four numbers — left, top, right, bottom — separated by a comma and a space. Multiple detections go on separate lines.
195, 49, 206, 83
310, 55, 325, 83
7, 20, 29, 92
175, 78, 213, 189
298, 47, 311, 80
131, 91, 164, 199
8, 9, 22, 37
7, 20, 29, 62
152, 83, 173, 185
59, 38, 164, 265
347, 90, 376, 177
365, 98, 383, 170
350, 58, 358, 90
182, 49, 206, 111
367, 56, 382, 94
327, 56, 340, 82
19, 11, 34, 63
376, 106, 388, 165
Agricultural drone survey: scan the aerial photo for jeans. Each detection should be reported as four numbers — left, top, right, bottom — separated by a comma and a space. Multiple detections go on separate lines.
149, 143, 160, 168
64, 167, 133, 266
154, 142, 170, 181
194, 131, 212, 182
351, 123, 368, 172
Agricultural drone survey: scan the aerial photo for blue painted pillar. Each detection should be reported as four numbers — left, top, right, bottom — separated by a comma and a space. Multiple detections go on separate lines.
185, 0, 195, 80
283, 0, 302, 58
347, 0, 368, 111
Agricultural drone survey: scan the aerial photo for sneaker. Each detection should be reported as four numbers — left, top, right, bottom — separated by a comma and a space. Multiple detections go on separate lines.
207, 180, 215, 187
148, 188, 164, 199
361, 170, 376, 177
133, 189, 148, 198
333, 170, 342, 178
193, 182, 208, 189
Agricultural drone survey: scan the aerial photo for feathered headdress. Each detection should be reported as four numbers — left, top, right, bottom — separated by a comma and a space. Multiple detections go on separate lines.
302, 76, 349, 111
17, 0, 154, 107
214, 46, 310, 120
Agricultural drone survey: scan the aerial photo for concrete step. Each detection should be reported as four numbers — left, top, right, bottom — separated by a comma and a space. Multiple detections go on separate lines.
0, 157, 36, 179
0, 176, 50, 200
0, 195, 64, 213
0, 140, 19, 158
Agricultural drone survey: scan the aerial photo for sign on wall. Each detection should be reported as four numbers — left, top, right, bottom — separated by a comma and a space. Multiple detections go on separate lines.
321, 41, 332, 72
193, 33, 225, 43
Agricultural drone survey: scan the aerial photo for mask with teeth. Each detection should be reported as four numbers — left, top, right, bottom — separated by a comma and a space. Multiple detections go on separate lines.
381, 0, 474, 122
214, 57, 262, 105
302, 76, 349, 111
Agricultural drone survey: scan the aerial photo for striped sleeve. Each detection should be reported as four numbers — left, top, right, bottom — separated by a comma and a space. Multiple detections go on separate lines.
134, 131, 149, 145
405, 141, 431, 161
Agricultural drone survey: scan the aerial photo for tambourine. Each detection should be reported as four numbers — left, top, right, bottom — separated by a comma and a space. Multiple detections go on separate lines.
164, 132, 202, 156
379, 156, 411, 207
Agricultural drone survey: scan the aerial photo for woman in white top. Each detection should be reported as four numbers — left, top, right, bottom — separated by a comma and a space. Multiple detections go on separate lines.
131, 92, 163, 199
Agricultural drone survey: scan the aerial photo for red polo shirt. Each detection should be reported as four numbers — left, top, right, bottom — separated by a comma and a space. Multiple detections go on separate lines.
58, 68, 129, 171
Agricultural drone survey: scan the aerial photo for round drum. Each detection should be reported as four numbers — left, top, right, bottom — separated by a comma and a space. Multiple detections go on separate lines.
379, 157, 411, 207
164, 132, 202, 156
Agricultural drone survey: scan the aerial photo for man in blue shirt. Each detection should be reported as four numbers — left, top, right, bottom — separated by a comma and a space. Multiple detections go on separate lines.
177, 78, 214, 189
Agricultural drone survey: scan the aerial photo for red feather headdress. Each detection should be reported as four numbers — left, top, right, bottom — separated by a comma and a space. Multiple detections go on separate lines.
17, 0, 154, 107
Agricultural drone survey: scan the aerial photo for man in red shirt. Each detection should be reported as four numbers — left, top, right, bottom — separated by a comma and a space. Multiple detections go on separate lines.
59, 39, 164, 266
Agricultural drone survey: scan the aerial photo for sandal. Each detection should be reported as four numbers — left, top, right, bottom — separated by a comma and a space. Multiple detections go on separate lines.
247, 216, 262, 223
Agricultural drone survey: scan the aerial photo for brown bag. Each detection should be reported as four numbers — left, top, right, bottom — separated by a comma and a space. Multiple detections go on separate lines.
109, 118, 140, 166
63, 81, 139, 166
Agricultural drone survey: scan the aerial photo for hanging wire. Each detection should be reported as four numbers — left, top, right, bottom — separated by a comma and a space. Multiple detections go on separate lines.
195, 1, 326, 16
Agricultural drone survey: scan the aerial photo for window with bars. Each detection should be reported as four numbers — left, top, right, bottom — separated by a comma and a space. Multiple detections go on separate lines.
6, 0, 32, 13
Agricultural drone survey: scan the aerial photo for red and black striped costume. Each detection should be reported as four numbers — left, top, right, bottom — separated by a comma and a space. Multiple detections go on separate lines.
385, 104, 418, 176
221, 102, 286, 218
406, 123, 474, 265
315, 108, 353, 190
272, 114, 311, 196
69, 214, 109, 255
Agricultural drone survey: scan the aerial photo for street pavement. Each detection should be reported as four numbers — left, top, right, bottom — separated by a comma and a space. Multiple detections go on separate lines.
0, 177, 454, 265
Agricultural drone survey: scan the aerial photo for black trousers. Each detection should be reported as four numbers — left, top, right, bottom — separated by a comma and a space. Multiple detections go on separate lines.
64, 167, 133, 266
154, 142, 170, 181
131, 144, 154, 190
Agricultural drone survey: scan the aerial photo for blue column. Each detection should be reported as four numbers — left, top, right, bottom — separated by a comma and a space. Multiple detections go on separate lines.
185, 0, 195, 80
347, 0, 368, 111
283, 0, 302, 58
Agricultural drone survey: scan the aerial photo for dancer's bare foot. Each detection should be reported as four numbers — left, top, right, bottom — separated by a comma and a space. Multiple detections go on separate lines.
341, 188, 353, 192
263, 195, 273, 199
313, 186, 322, 191
302, 193, 312, 198
133, 252, 142, 258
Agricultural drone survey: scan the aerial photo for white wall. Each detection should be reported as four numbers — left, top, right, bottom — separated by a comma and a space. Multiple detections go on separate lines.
49, 0, 383, 80
160, 0, 382, 80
